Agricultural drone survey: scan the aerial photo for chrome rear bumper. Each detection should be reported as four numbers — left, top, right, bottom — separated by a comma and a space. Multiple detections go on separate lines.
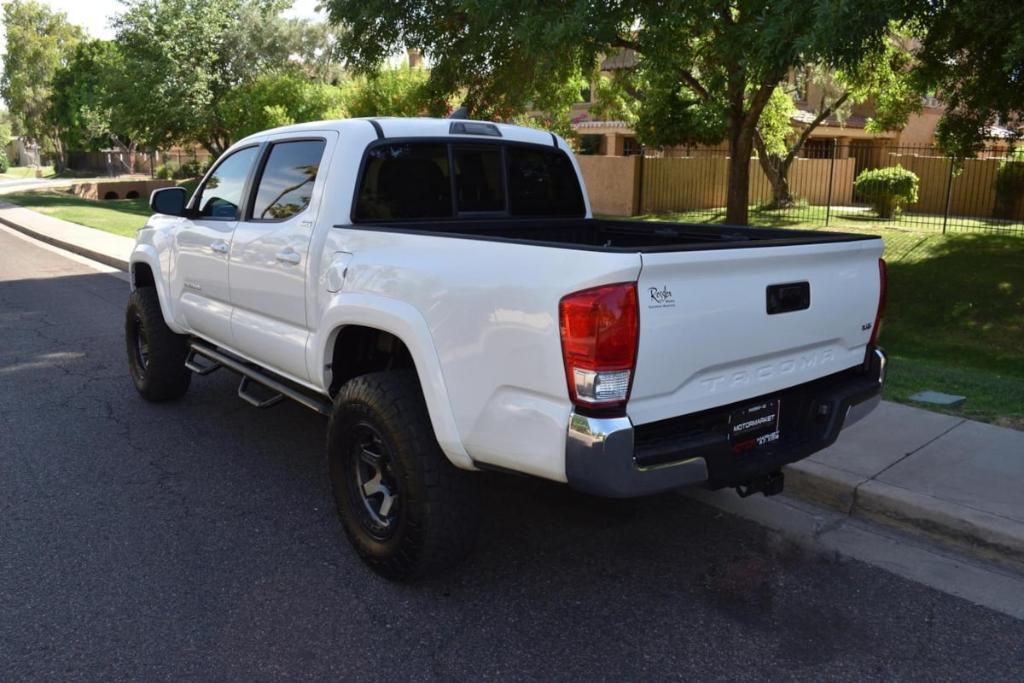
565, 348, 887, 498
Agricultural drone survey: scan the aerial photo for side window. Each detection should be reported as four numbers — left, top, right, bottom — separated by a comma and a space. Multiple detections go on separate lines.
354, 143, 453, 221
251, 139, 326, 221
506, 147, 585, 216
453, 146, 505, 212
196, 146, 259, 219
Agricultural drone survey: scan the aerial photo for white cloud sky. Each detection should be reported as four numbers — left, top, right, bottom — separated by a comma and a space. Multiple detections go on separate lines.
34, 0, 322, 39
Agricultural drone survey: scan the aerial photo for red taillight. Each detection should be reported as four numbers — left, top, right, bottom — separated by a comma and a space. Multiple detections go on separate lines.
869, 258, 887, 346
559, 282, 639, 410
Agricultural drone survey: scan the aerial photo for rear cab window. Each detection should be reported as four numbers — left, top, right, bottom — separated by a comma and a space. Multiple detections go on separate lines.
353, 140, 584, 222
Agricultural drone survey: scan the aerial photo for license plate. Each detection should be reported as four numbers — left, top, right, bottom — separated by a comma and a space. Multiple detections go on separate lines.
729, 399, 780, 444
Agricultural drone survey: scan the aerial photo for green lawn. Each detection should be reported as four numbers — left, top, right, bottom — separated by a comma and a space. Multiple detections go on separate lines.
0, 165, 55, 180
1, 190, 151, 237
639, 210, 1024, 428
645, 204, 1024, 237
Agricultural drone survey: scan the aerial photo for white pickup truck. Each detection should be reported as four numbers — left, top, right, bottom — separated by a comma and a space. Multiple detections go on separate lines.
126, 117, 887, 579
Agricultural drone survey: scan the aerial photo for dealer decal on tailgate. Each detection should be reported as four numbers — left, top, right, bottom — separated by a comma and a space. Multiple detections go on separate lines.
729, 399, 781, 453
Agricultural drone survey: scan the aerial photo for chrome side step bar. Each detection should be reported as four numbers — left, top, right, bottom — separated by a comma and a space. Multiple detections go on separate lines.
188, 340, 332, 416
185, 349, 222, 375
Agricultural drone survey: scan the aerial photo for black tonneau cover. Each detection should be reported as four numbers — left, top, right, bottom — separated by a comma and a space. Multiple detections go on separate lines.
338, 218, 876, 253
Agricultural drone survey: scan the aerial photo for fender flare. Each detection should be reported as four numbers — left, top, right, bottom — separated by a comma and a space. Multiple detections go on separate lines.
129, 245, 185, 334
311, 293, 474, 470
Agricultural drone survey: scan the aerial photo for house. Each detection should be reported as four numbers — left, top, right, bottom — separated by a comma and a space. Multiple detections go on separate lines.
568, 50, 998, 167
5, 136, 41, 166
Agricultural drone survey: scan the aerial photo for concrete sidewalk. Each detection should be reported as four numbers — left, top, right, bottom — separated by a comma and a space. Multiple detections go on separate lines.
1, 201, 1022, 571
786, 401, 1024, 571
0, 200, 133, 271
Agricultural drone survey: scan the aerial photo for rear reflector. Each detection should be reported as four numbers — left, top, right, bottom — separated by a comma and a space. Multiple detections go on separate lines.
559, 283, 639, 409
869, 258, 887, 347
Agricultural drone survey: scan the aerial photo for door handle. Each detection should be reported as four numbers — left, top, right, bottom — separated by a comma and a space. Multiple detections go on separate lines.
210, 240, 229, 254
275, 248, 302, 265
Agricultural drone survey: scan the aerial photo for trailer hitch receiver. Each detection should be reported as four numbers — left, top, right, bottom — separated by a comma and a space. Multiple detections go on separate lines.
735, 470, 785, 498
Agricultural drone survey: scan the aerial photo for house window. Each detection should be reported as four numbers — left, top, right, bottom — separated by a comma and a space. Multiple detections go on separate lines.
623, 137, 642, 156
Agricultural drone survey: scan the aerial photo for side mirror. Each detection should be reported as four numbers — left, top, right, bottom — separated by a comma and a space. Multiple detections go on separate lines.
150, 187, 188, 216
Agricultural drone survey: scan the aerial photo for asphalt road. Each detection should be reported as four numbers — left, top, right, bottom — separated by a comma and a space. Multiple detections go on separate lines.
2, 227, 1023, 680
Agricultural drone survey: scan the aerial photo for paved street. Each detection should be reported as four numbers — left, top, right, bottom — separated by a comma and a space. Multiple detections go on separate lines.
2, 226, 1023, 680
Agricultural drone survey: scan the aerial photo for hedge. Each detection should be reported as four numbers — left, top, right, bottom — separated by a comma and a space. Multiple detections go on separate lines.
854, 165, 920, 219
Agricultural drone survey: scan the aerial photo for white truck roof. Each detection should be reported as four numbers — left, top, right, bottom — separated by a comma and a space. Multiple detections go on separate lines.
237, 117, 561, 148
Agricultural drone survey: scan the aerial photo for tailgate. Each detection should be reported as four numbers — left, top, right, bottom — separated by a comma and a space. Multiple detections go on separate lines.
629, 238, 884, 426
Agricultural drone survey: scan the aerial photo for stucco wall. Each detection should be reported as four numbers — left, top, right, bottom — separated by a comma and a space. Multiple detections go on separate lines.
577, 155, 640, 216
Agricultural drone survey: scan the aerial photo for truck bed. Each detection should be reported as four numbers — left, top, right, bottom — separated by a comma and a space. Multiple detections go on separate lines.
342, 217, 875, 252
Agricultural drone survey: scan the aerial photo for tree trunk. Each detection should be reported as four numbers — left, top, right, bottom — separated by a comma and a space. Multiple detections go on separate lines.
766, 156, 795, 208
49, 134, 67, 174
725, 126, 754, 225
753, 145, 796, 209
724, 82, 778, 226
770, 170, 793, 208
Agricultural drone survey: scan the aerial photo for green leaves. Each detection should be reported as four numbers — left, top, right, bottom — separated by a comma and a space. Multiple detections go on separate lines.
0, 0, 85, 166
915, 0, 1024, 156
757, 88, 796, 158
113, 0, 339, 154
854, 165, 920, 219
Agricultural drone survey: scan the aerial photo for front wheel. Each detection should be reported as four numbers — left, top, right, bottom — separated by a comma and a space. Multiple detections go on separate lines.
328, 371, 480, 581
125, 287, 191, 402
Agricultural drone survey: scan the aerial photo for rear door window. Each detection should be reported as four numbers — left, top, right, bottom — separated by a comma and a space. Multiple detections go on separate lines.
251, 139, 326, 221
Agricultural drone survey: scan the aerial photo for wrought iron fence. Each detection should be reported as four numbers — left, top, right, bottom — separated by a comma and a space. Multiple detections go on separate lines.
637, 141, 1024, 236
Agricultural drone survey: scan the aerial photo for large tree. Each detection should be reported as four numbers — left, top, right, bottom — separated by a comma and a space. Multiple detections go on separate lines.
325, 0, 911, 225
113, 0, 337, 156
914, 0, 1024, 157
48, 40, 149, 173
0, 0, 84, 170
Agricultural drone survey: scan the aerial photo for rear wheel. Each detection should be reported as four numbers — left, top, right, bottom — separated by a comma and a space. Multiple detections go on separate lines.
328, 371, 479, 580
125, 287, 191, 401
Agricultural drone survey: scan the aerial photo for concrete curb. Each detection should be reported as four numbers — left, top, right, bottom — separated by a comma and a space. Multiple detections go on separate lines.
0, 207, 130, 271
784, 459, 1024, 573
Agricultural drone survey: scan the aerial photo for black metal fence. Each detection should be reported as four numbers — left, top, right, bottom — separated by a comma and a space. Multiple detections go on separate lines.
639, 141, 1024, 236
67, 147, 213, 179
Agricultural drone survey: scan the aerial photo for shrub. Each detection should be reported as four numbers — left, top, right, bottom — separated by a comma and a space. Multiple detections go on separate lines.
854, 165, 920, 219
175, 158, 208, 180
0, 154, 8, 173
154, 164, 174, 180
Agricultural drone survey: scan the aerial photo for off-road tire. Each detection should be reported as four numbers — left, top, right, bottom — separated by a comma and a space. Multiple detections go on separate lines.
125, 286, 191, 401
328, 371, 480, 581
